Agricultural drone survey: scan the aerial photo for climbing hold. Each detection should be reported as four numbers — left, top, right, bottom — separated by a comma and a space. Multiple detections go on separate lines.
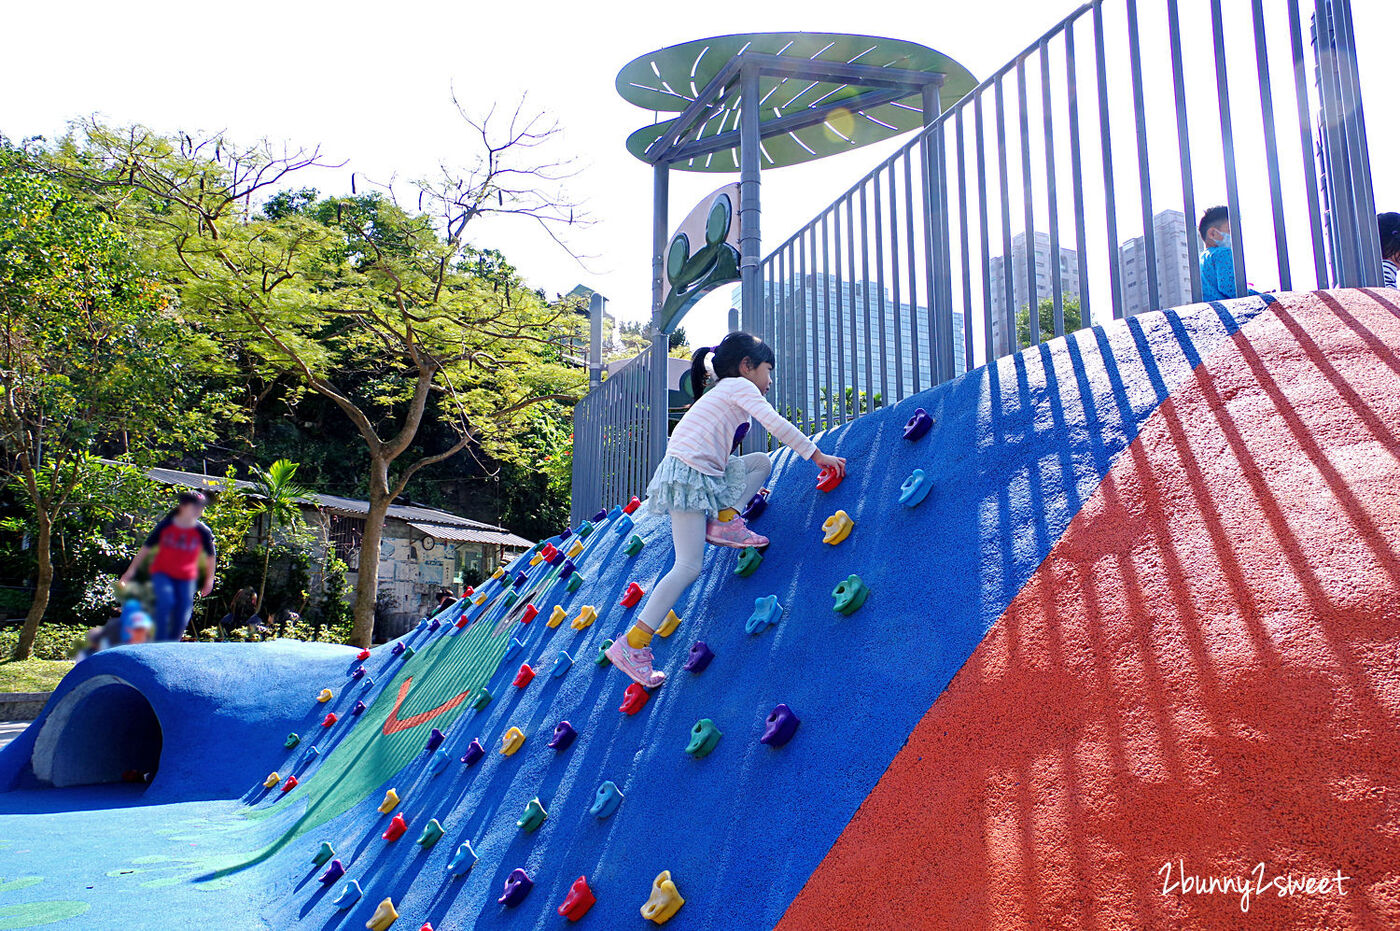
416, 818, 445, 848
595, 639, 614, 666
590, 780, 624, 818
577, 520, 595, 539
760, 703, 801, 747
821, 509, 854, 544
734, 545, 763, 577
566, 539, 584, 558
623, 495, 642, 514
520, 603, 539, 624
816, 463, 843, 492
501, 726, 526, 756
619, 682, 650, 715
570, 605, 597, 630
517, 797, 547, 833
391, 642, 406, 656
366, 897, 399, 930
417, 617, 430, 630
307, 745, 321, 759
460, 738, 485, 767
378, 788, 400, 813
317, 688, 334, 703
529, 553, 543, 567
548, 721, 577, 751
685, 719, 723, 758
425, 728, 446, 752
363, 675, 376, 687
382, 812, 408, 841
656, 609, 682, 637
351, 700, 367, 716
513, 570, 528, 589
284, 733, 300, 749
903, 406, 934, 440
559, 558, 577, 578
280, 774, 298, 793
614, 513, 634, 535
512, 663, 536, 687
540, 542, 560, 564
332, 880, 363, 909
403, 645, 416, 659
317, 859, 345, 886
463, 585, 475, 596
321, 712, 338, 728
427, 618, 441, 632
741, 489, 769, 522
546, 605, 567, 628
558, 527, 573, 541
470, 688, 492, 711
499, 868, 534, 907
566, 573, 585, 593
551, 650, 573, 677
491, 567, 505, 580
620, 582, 645, 608
356, 648, 371, 661
351, 667, 365, 681
427, 749, 450, 776
558, 876, 597, 922
593, 509, 609, 523
504, 636, 524, 658
263, 772, 280, 789
745, 595, 783, 634
831, 574, 870, 615
447, 841, 478, 876
312, 842, 336, 867
683, 641, 714, 673
502, 591, 518, 608
640, 870, 686, 924
623, 534, 645, 556
899, 469, 932, 508
472, 593, 487, 606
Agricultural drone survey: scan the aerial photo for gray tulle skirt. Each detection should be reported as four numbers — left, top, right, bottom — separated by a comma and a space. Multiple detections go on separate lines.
644, 455, 747, 517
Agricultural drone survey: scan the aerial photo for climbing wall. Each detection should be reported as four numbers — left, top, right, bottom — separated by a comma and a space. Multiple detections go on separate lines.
0, 288, 1397, 930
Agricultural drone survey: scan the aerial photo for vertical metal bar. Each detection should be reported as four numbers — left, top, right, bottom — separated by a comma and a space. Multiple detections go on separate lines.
1016, 58, 1039, 345
925, 82, 953, 385
834, 204, 847, 425
1167, 0, 1203, 303
1330, 0, 1382, 282
1126, 0, 1160, 315
846, 196, 860, 415
822, 214, 834, 430
873, 171, 889, 400
889, 158, 904, 399
648, 163, 669, 481
1210, 0, 1248, 297
903, 150, 920, 392
995, 77, 1016, 354
738, 61, 766, 450
1251, 0, 1292, 291
956, 110, 974, 372
1065, 22, 1091, 327
1289, 0, 1329, 286
921, 134, 940, 382
859, 185, 873, 408
1094, 4, 1125, 318
975, 93, 994, 360
800, 229, 813, 432
1039, 43, 1064, 338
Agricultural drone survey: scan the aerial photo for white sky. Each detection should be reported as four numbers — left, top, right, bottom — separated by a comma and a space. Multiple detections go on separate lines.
2, 0, 1395, 351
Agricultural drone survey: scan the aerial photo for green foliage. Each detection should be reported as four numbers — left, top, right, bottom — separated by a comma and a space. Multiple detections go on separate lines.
1016, 296, 1084, 348
0, 623, 87, 661
247, 458, 311, 607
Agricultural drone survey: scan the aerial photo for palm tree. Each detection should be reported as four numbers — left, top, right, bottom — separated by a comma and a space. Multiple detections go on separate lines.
248, 459, 312, 615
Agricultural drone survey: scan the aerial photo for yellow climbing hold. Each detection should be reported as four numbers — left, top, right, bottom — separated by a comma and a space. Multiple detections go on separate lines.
656, 610, 682, 638
501, 726, 526, 756
571, 606, 598, 630
821, 510, 854, 545
566, 539, 584, 559
317, 688, 334, 703
641, 870, 685, 924
492, 567, 505, 580
473, 593, 487, 605
546, 605, 567, 628
263, 772, 280, 789
365, 897, 399, 930
377, 788, 400, 814
529, 553, 543, 567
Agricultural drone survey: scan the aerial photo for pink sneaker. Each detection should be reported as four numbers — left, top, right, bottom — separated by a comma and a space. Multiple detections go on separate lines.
605, 640, 666, 688
705, 515, 769, 549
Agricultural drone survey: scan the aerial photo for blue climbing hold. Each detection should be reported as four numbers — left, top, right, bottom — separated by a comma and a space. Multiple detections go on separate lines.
683, 641, 714, 673
548, 721, 577, 751
504, 637, 525, 659
448, 841, 478, 876
614, 513, 633, 535
608, 504, 624, 520
425, 728, 446, 752
332, 880, 362, 909
903, 407, 934, 440
760, 703, 801, 747
899, 468, 933, 508
427, 749, 450, 775
590, 780, 624, 818
460, 738, 486, 767
499, 868, 534, 907
745, 595, 784, 635
551, 650, 573, 677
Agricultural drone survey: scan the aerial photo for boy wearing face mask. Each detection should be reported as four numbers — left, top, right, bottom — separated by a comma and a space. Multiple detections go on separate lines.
1198, 205, 1258, 302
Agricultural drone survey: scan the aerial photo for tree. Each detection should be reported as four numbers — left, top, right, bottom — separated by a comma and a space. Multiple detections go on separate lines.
1016, 296, 1083, 348
247, 459, 311, 614
49, 107, 587, 646
0, 147, 219, 658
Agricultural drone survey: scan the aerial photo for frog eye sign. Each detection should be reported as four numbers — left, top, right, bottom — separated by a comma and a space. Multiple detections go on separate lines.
658, 182, 742, 333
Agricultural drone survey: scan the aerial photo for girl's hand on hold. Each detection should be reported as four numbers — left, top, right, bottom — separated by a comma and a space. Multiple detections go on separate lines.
813, 451, 847, 479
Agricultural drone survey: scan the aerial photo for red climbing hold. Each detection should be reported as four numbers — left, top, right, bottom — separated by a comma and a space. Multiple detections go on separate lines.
455, 614, 470, 629
356, 649, 371, 661
512, 664, 536, 687
280, 775, 298, 793
816, 464, 843, 492
419, 924, 434, 931
463, 585, 474, 597
620, 582, 645, 608
321, 712, 338, 728
520, 604, 539, 624
557, 875, 597, 921
383, 812, 408, 841
623, 495, 641, 514
619, 681, 650, 715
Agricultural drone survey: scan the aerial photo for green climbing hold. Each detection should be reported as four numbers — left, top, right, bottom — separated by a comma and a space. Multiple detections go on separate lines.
503, 591, 518, 607
403, 645, 416, 658
312, 842, 336, 867
284, 733, 300, 749
596, 639, 613, 667
734, 546, 763, 577
471, 688, 493, 711
623, 534, 645, 556
566, 573, 584, 593
417, 818, 445, 848
578, 520, 595, 538
831, 574, 870, 615
685, 718, 723, 758
517, 797, 548, 833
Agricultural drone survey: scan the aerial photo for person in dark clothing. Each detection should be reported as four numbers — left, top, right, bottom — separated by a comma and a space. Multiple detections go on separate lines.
121, 490, 217, 642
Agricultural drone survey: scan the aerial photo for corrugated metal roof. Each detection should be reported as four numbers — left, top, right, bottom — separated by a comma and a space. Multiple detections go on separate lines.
407, 521, 533, 550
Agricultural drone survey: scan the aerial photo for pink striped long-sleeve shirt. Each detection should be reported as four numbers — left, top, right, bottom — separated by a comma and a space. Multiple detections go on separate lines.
665, 377, 818, 477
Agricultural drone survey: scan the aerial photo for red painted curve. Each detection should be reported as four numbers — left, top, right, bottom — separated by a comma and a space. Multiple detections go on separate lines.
381, 677, 471, 735
778, 289, 1400, 930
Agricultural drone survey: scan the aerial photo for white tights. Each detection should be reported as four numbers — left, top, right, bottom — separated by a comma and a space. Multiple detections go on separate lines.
636, 453, 771, 631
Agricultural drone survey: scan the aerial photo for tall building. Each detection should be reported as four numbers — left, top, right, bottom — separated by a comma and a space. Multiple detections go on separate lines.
988, 230, 1082, 354
1119, 209, 1194, 316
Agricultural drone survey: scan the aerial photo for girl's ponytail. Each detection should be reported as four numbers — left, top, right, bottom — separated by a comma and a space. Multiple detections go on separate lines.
690, 345, 713, 400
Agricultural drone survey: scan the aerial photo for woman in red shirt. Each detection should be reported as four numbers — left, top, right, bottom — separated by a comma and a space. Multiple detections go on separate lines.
120, 491, 217, 642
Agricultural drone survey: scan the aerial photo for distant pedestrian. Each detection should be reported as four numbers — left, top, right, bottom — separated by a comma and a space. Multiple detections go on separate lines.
1198, 205, 1259, 302
120, 490, 217, 642
1378, 213, 1400, 289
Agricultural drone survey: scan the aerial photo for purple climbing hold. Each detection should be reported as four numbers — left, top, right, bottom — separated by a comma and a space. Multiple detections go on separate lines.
558, 527, 572, 541
741, 489, 769, 522
351, 700, 366, 717
318, 859, 346, 885
391, 642, 406, 656
548, 721, 577, 751
731, 420, 750, 453
428, 618, 441, 632
683, 641, 715, 673
513, 571, 528, 589
460, 738, 485, 767
499, 868, 534, 907
559, 559, 576, 579
351, 667, 365, 681
903, 407, 934, 440
425, 728, 446, 752
591, 508, 607, 523
760, 703, 801, 747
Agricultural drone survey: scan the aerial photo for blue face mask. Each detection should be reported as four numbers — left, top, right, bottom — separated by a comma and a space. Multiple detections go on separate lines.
1216, 233, 1232, 249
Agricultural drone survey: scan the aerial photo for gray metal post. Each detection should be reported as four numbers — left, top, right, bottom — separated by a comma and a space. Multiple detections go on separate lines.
588, 291, 605, 390
922, 80, 954, 385
739, 60, 766, 450
728, 306, 740, 333
648, 164, 670, 482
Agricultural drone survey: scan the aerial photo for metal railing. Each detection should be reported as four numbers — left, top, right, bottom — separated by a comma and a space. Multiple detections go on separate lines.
571, 348, 661, 521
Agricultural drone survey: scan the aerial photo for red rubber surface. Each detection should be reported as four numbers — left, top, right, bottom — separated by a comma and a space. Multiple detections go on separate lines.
779, 290, 1400, 930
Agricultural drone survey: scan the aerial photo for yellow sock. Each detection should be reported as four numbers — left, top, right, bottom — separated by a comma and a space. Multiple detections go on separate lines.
716, 507, 738, 522
626, 624, 654, 649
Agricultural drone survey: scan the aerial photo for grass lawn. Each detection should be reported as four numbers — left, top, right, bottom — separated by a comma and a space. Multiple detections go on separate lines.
0, 657, 74, 693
